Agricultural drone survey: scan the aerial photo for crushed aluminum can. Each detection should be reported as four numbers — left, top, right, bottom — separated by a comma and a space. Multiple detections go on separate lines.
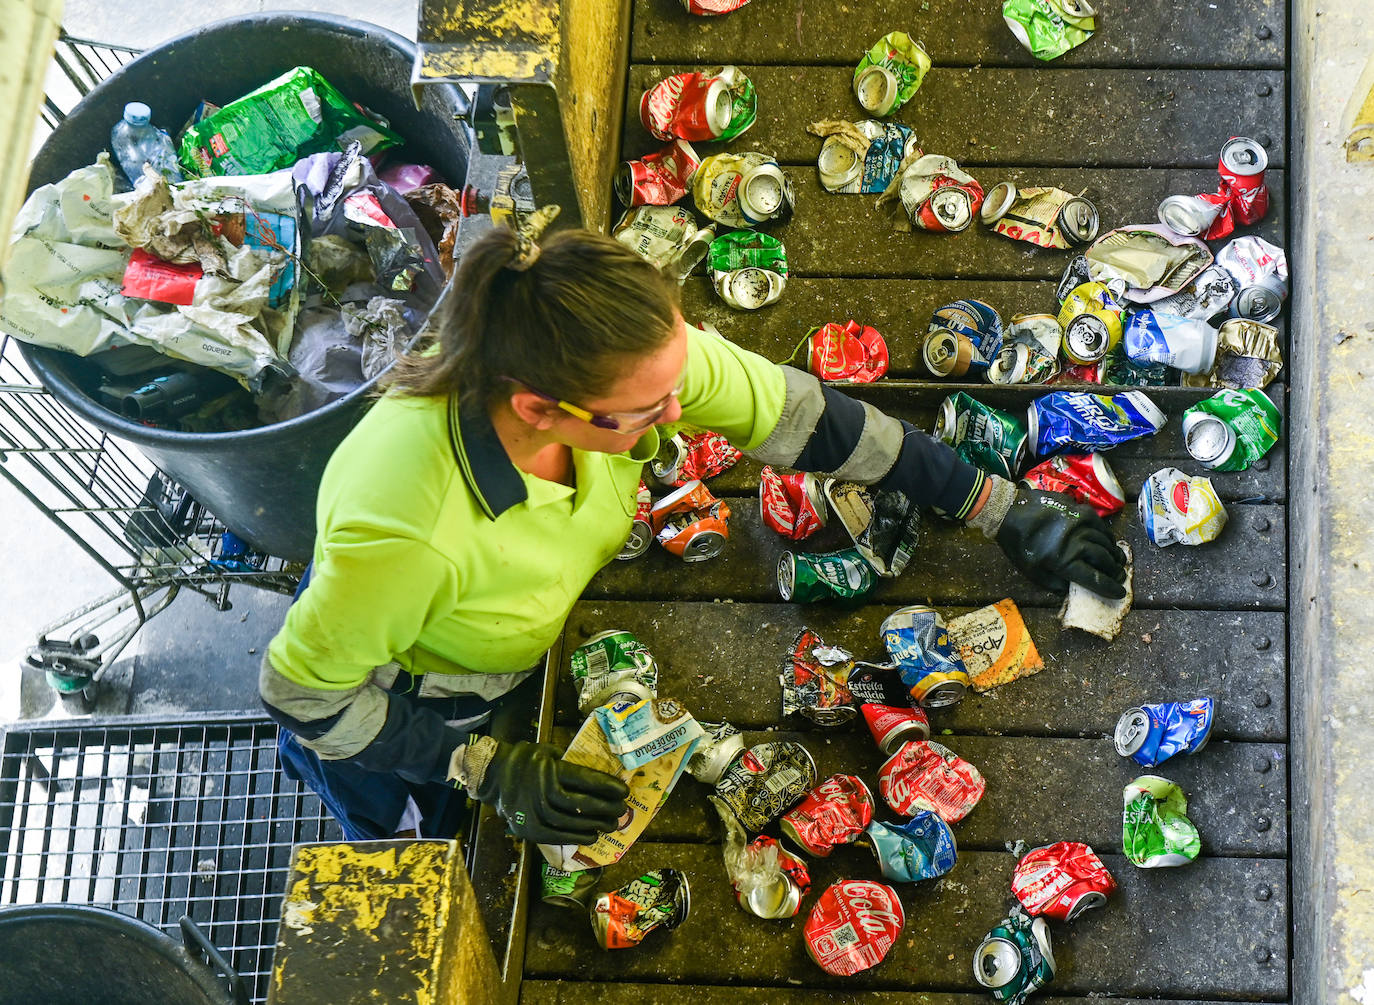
881, 605, 972, 708
991, 314, 1063, 385
946, 598, 1045, 693
1218, 235, 1288, 325
778, 548, 877, 603
921, 327, 976, 378
693, 152, 795, 228
590, 868, 691, 949
878, 739, 986, 822
780, 773, 876, 856
861, 812, 957, 882
652, 430, 742, 486
1027, 390, 1166, 457
725, 829, 811, 919
1011, 842, 1116, 921
1052, 360, 1104, 384
799, 319, 889, 383
682, 0, 752, 14
541, 862, 603, 909
1157, 192, 1229, 238
1150, 264, 1239, 321
1183, 320, 1283, 391
934, 392, 1029, 480
931, 299, 1005, 373
616, 139, 701, 208
1138, 467, 1227, 546
858, 701, 932, 755
640, 66, 756, 142
781, 628, 857, 726
803, 880, 905, 976
710, 740, 818, 832
984, 183, 1097, 249
1002, 0, 1096, 61
685, 719, 747, 784
1021, 452, 1125, 517
1123, 311, 1220, 375
1115, 698, 1215, 767
1219, 136, 1269, 226
1096, 348, 1169, 387
974, 913, 1057, 1001
853, 31, 931, 116
708, 230, 788, 309
1057, 282, 1125, 364
810, 119, 922, 194
612, 204, 714, 281
569, 629, 659, 713
823, 480, 923, 578
595, 696, 705, 771
847, 663, 920, 709
1181, 388, 1281, 471
1122, 775, 1201, 868
759, 466, 828, 540
650, 479, 731, 561
1055, 255, 1092, 305
616, 481, 654, 561
895, 154, 985, 232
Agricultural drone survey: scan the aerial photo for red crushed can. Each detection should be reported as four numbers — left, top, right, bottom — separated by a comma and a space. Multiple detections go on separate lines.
1050, 360, 1101, 384
878, 739, 986, 823
617, 480, 654, 560
650, 480, 730, 561
803, 880, 905, 976
731, 835, 811, 918
1218, 136, 1269, 226
640, 71, 734, 141
615, 139, 701, 208
682, 0, 752, 13
1011, 841, 1117, 921
779, 773, 875, 856
1021, 453, 1126, 517
803, 320, 889, 383
759, 466, 828, 540
860, 702, 931, 755
675, 431, 742, 485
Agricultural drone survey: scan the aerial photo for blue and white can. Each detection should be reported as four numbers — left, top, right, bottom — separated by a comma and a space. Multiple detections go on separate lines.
864, 813, 958, 882
1124, 311, 1219, 375
1027, 390, 1167, 457
1114, 697, 1215, 767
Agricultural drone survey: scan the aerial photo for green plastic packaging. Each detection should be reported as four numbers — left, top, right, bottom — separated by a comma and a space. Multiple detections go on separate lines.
853, 32, 931, 117
707, 231, 789, 276
179, 66, 403, 178
1002, 0, 1096, 62
1182, 388, 1282, 472
1122, 775, 1201, 868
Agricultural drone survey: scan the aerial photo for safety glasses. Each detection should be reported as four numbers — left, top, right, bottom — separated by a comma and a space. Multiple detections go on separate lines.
506, 377, 683, 434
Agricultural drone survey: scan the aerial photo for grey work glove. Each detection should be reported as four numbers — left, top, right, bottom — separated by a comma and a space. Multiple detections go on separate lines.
994, 488, 1128, 598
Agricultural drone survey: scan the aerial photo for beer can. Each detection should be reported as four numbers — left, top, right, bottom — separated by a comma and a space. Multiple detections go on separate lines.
853, 31, 931, 117
650, 480, 730, 561
1157, 192, 1227, 237
861, 813, 958, 882
980, 180, 1017, 224
1027, 390, 1166, 457
880, 605, 971, 708
847, 663, 917, 707
1230, 274, 1286, 323
693, 152, 794, 229
590, 868, 691, 949
803, 880, 905, 976
540, 862, 603, 909
1181, 388, 1281, 470
1219, 136, 1269, 225
1123, 775, 1201, 868
1114, 698, 1215, 767
1057, 282, 1124, 362
1181, 411, 1238, 469
569, 629, 659, 713
778, 548, 877, 603
1063, 314, 1112, 364
930, 299, 1004, 373
1138, 467, 1227, 546
685, 719, 747, 784
817, 136, 864, 191
779, 773, 875, 857
1011, 842, 1116, 921
731, 835, 810, 918
918, 185, 974, 232
974, 914, 1056, 999
933, 392, 1028, 481
860, 701, 932, 754
878, 738, 986, 822
920, 327, 974, 377
1123, 311, 1220, 375
617, 481, 654, 560
781, 627, 857, 726
1056, 196, 1099, 246
710, 740, 818, 832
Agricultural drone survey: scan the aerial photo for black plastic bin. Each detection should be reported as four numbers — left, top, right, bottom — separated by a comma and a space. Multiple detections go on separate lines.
21, 13, 470, 562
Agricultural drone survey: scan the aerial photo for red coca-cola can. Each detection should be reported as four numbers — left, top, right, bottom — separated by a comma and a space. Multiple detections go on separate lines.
1021, 453, 1126, 517
804, 320, 889, 383
860, 702, 931, 755
1011, 841, 1117, 921
650, 480, 731, 561
878, 739, 986, 823
616, 139, 701, 208
1049, 360, 1101, 384
732, 835, 811, 918
803, 880, 905, 976
915, 183, 978, 233
779, 773, 875, 857
640, 72, 734, 141
617, 480, 654, 560
759, 466, 827, 540
682, 0, 752, 14
1218, 136, 1269, 226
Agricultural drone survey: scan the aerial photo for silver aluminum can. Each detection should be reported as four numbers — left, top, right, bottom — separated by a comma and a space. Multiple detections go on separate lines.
738, 163, 791, 223
710, 740, 818, 832
1181, 410, 1238, 469
1113, 708, 1153, 758
854, 65, 900, 116
1220, 135, 1268, 178
1057, 196, 1100, 246
686, 720, 747, 784
988, 343, 1032, 385
1063, 314, 1111, 364
817, 137, 863, 191
1157, 193, 1225, 237
926, 186, 973, 232
980, 181, 1017, 224
1229, 276, 1286, 323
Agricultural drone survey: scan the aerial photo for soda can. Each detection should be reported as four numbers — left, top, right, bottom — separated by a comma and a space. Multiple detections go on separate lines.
640, 66, 755, 142
710, 740, 818, 832
1150, 264, 1239, 321
1011, 842, 1116, 921
1027, 390, 1166, 457
569, 629, 659, 713
931, 299, 1004, 366
693, 152, 794, 228
541, 862, 603, 909
781, 627, 857, 726
730, 835, 810, 918
652, 430, 742, 486
1217, 235, 1288, 311
682, 0, 752, 14
1184, 319, 1283, 390
1122, 775, 1201, 868
590, 868, 691, 949
880, 605, 972, 708
708, 230, 789, 310
801, 319, 890, 383
920, 327, 975, 378
812, 119, 921, 194
616, 481, 654, 560
1123, 311, 1220, 375
1138, 467, 1227, 547
861, 813, 958, 882
1057, 282, 1125, 363
1021, 452, 1125, 517
759, 466, 828, 540
778, 548, 877, 603
980, 181, 1018, 225
878, 738, 986, 822
859, 701, 932, 754
1181, 388, 1281, 470
803, 880, 905, 976
933, 392, 1029, 480
1229, 275, 1286, 323
616, 139, 701, 208
990, 314, 1062, 385
1114, 697, 1215, 767
973, 914, 1056, 1001
780, 773, 876, 856
896, 154, 985, 233
1156, 192, 1228, 237
611, 204, 714, 281
853, 31, 931, 116
685, 719, 747, 784
918, 185, 975, 232
1056, 196, 1099, 246
1218, 136, 1269, 225
650, 480, 731, 561
1002, 0, 1096, 61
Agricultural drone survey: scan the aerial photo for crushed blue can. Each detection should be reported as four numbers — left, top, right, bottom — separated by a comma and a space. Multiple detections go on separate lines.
862, 812, 958, 882
1027, 390, 1167, 457
1114, 698, 1215, 767
974, 913, 1056, 1003
930, 300, 1004, 376
879, 605, 971, 708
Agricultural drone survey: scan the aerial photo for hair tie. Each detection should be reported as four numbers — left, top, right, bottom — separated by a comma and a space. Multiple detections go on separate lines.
505, 204, 562, 272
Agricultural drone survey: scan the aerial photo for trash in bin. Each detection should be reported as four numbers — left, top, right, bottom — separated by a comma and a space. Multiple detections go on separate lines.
617, 139, 701, 208
1114, 698, 1215, 768
804, 880, 905, 976
878, 738, 985, 822
693, 152, 794, 227
111, 101, 184, 187
590, 869, 691, 949
793, 320, 889, 383
781, 627, 857, 725
1003, 0, 1096, 60
860, 813, 958, 882
779, 774, 875, 856
947, 598, 1044, 692
1181, 388, 1282, 470
1059, 540, 1133, 640
1182, 319, 1283, 390
1011, 842, 1116, 921
640, 66, 757, 143
403, 182, 465, 278
810, 119, 922, 194
1139, 468, 1227, 546
1122, 775, 1201, 868
974, 911, 1057, 1002
708, 230, 788, 308
853, 32, 931, 116
981, 182, 1098, 248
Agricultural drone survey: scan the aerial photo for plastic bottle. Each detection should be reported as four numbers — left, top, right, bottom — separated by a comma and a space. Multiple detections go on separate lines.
110, 102, 184, 187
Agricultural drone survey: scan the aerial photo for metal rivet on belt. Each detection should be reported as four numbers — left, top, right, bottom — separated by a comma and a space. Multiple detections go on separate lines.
1253, 635, 1272, 651
1256, 83, 1272, 97
1256, 25, 1273, 39
1255, 516, 1272, 532
1252, 689, 1271, 708
1253, 945, 1272, 963
1254, 757, 1271, 773
1251, 570, 1275, 588
1255, 884, 1273, 901
1253, 815, 1271, 832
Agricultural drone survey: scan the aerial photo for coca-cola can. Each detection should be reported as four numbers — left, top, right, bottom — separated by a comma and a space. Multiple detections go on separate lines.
803, 880, 906, 976
649, 480, 730, 561
590, 869, 691, 949
878, 738, 986, 823
1011, 841, 1117, 921
1157, 192, 1228, 237
640, 73, 733, 141
1020, 452, 1126, 517
779, 773, 876, 857
710, 740, 818, 832
616, 480, 654, 560
616, 139, 701, 208
759, 466, 828, 540
917, 185, 974, 232
732, 835, 810, 918
860, 702, 932, 755
1219, 136, 1269, 225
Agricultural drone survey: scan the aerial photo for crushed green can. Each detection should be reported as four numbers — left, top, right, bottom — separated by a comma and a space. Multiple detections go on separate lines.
853, 32, 932, 117
1122, 775, 1201, 868
933, 392, 1029, 480
1002, 0, 1096, 62
1181, 388, 1282, 471
708, 231, 789, 309
778, 548, 876, 603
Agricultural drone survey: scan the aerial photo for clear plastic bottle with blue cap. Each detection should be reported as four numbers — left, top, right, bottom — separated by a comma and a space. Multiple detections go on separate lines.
110, 101, 184, 187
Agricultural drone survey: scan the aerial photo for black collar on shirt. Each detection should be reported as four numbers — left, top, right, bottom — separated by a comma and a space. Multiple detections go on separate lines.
447, 394, 527, 520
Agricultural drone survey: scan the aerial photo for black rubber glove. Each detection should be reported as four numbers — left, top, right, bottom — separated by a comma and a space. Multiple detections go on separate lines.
995, 489, 1128, 598
475, 741, 629, 845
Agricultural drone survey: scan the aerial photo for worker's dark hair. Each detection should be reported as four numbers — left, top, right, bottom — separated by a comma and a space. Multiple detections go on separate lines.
385, 226, 681, 411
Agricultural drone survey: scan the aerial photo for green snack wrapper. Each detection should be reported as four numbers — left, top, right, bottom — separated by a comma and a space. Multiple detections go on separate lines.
179, 66, 403, 178
1002, 0, 1096, 61
1122, 775, 1201, 868
853, 32, 931, 117
1183, 388, 1282, 472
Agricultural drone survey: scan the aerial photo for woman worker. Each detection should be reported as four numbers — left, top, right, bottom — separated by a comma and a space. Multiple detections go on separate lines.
261, 226, 1126, 845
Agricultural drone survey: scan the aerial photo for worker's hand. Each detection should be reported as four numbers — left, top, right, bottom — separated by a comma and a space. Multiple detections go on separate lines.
995, 489, 1127, 598
475, 741, 629, 845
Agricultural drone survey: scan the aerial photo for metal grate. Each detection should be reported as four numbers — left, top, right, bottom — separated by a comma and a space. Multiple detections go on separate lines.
0, 715, 342, 1004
